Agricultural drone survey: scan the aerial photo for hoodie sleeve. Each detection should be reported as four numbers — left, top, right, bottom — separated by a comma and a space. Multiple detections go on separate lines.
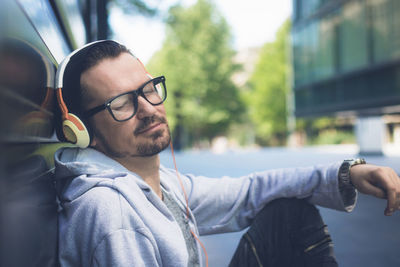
182, 162, 357, 235
92, 229, 159, 267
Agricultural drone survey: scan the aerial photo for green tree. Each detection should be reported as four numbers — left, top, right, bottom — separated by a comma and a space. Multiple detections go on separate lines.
147, 0, 243, 149
95, 0, 158, 40
246, 20, 291, 146
112, 0, 158, 16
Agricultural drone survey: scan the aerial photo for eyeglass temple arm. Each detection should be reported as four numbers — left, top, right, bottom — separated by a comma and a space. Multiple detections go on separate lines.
85, 104, 108, 117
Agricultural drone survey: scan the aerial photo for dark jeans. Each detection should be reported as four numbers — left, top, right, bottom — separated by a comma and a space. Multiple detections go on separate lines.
229, 198, 338, 267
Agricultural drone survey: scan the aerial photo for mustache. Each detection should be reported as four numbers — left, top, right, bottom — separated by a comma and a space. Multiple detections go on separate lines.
134, 115, 167, 135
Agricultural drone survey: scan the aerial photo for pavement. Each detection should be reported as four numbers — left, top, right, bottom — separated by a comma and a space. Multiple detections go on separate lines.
160, 144, 400, 267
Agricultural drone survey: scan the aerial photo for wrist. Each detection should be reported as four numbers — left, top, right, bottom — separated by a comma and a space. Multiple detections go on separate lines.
339, 158, 366, 187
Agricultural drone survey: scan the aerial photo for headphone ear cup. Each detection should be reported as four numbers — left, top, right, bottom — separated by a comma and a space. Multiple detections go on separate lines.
62, 113, 90, 148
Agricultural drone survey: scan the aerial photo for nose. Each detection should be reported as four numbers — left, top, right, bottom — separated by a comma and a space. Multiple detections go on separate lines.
135, 96, 158, 119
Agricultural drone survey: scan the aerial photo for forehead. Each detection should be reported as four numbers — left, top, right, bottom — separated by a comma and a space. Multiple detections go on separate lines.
80, 52, 148, 103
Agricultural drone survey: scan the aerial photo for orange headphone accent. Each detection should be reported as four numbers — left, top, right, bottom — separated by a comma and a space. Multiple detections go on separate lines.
56, 88, 69, 120
55, 88, 85, 131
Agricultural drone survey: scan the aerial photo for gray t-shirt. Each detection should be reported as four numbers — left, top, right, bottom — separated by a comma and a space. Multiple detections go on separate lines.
162, 188, 200, 267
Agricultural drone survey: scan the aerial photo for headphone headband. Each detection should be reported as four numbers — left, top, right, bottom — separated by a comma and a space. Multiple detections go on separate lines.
55, 40, 108, 88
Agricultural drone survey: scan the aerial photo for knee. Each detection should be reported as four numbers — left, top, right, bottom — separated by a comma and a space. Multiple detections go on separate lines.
253, 198, 320, 228
267, 197, 305, 208
250, 198, 303, 226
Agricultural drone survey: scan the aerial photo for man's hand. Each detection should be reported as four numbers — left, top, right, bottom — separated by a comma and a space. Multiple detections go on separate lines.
350, 164, 400, 216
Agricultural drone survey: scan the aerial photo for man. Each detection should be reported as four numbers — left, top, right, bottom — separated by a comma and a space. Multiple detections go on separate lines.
55, 40, 400, 267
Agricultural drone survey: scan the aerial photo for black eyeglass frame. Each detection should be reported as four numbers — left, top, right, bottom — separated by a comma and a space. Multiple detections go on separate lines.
84, 75, 167, 122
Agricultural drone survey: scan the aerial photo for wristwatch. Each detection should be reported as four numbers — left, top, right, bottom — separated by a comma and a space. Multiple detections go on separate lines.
339, 158, 367, 186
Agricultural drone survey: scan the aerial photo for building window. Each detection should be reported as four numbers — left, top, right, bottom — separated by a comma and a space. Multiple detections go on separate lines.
339, 0, 368, 72
371, 0, 400, 63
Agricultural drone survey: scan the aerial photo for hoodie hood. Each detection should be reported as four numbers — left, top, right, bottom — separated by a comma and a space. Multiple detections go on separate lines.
54, 147, 148, 203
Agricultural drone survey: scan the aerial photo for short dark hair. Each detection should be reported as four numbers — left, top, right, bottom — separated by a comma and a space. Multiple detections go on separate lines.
62, 40, 133, 118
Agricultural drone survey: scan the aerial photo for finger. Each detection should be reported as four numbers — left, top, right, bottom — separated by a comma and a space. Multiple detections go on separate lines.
397, 192, 400, 210
384, 188, 397, 216
359, 181, 387, 199
370, 168, 398, 215
387, 192, 400, 215
390, 172, 400, 211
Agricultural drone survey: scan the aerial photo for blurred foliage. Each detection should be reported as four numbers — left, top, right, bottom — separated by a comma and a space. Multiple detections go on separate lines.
244, 20, 291, 146
146, 0, 244, 148
112, 0, 159, 17
310, 130, 355, 145
297, 117, 355, 145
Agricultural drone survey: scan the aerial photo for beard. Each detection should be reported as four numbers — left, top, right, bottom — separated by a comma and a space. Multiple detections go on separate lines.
92, 114, 171, 158
135, 125, 171, 157
133, 114, 171, 157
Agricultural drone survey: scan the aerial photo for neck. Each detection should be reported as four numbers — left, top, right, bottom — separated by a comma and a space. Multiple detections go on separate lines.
115, 154, 162, 199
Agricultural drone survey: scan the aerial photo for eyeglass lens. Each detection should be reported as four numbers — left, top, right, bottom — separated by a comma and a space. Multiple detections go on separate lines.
109, 78, 166, 121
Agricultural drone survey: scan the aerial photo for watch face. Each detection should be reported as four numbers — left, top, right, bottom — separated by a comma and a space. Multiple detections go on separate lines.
341, 161, 351, 172
339, 161, 354, 186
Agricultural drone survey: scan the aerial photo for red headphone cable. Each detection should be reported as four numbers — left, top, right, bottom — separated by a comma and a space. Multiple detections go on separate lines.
169, 142, 209, 267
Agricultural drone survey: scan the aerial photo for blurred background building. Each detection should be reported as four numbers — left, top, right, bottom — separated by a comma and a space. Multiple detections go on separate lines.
291, 0, 400, 154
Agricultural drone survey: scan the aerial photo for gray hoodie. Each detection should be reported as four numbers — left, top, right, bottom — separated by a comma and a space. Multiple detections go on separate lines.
54, 147, 356, 267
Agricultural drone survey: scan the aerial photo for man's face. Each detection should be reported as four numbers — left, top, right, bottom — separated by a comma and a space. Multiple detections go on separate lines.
81, 52, 171, 158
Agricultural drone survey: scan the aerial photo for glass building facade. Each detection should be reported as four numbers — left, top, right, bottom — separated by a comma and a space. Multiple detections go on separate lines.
292, 0, 400, 117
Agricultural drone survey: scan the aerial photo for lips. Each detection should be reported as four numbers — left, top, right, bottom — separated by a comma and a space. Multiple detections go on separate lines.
136, 122, 164, 134
134, 115, 167, 136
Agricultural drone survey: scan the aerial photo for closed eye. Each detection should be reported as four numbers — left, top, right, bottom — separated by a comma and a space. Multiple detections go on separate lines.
110, 94, 133, 111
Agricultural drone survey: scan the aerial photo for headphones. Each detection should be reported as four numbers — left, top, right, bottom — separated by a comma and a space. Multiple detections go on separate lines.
54, 40, 108, 148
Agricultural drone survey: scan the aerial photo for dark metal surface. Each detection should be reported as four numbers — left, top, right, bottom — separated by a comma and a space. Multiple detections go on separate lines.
0, 0, 97, 266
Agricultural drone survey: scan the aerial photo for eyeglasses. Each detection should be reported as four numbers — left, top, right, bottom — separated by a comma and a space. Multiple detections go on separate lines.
85, 76, 167, 122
